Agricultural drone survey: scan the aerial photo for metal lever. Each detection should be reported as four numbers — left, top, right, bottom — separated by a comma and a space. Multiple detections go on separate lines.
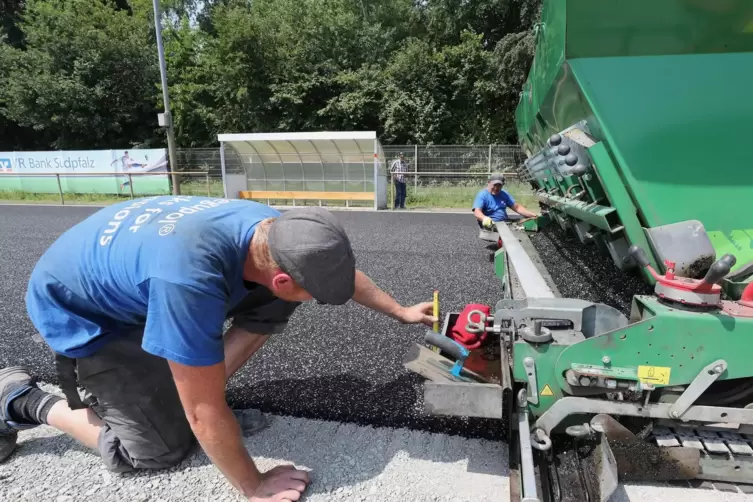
517, 389, 542, 502
424, 330, 468, 361
628, 244, 651, 268
703, 254, 736, 285
423, 330, 470, 378
669, 360, 727, 418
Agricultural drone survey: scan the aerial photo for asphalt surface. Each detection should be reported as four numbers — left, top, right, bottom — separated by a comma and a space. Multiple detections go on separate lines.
0, 204, 504, 438
528, 224, 652, 316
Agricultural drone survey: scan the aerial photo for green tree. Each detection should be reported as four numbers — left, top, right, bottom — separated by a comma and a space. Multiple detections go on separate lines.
1, 0, 542, 150
490, 30, 537, 142
0, 0, 160, 149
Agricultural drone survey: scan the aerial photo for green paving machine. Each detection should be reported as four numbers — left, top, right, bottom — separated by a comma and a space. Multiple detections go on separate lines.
404, 0, 753, 500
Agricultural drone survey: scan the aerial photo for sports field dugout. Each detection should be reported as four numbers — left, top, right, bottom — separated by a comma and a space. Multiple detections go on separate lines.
218, 131, 388, 209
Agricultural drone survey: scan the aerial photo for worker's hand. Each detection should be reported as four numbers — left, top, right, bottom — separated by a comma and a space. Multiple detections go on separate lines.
482, 216, 493, 229
248, 465, 310, 502
397, 302, 437, 327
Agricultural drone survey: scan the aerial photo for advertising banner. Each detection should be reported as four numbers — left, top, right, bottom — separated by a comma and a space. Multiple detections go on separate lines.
0, 149, 171, 195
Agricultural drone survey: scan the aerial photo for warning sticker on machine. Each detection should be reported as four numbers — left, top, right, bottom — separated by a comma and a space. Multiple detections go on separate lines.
638, 366, 671, 385
540, 384, 554, 397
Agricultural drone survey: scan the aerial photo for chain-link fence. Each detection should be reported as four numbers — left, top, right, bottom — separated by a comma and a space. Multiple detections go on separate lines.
0, 144, 531, 208
380, 145, 533, 209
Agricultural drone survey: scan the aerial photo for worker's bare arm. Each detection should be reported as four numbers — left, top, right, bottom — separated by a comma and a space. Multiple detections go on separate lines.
512, 202, 537, 218
352, 270, 436, 326
473, 208, 486, 221
168, 360, 263, 497
223, 326, 269, 382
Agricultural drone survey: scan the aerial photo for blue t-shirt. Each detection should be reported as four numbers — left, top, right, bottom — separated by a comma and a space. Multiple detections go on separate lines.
25, 195, 280, 366
472, 189, 516, 222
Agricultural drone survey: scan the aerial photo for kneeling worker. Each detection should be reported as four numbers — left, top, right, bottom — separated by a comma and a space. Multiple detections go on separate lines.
473, 173, 537, 229
0, 196, 436, 502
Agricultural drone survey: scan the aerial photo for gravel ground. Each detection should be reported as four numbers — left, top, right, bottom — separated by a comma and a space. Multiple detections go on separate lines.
0, 384, 507, 502
0, 204, 503, 438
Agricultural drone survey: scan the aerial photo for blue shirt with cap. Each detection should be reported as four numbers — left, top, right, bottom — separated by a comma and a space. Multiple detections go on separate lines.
26, 195, 279, 367
472, 189, 516, 222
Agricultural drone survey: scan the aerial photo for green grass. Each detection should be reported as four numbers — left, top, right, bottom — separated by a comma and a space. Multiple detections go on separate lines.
0, 179, 537, 210
392, 180, 538, 210
0, 179, 225, 205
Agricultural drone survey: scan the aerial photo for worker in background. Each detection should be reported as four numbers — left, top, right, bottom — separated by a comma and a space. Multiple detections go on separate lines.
473, 173, 537, 229
0, 197, 436, 502
390, 152, 409, 209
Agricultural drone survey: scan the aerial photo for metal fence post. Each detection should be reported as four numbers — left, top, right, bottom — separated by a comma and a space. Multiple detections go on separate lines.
414, 144, 418, 193
128, 174, 134, 199
488, 145, 492, 175
56, 174, 64, 205
219, 142, 228, 198
206, 172, 211, 196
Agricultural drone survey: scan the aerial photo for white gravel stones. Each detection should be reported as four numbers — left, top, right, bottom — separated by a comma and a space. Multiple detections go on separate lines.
0, 401, 507, 502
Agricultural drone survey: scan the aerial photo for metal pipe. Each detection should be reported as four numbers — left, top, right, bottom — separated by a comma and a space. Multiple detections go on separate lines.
219, 142, 228, 198
566, 184, 585, 199
56, 174, 64, 205
414, 144, 418, 192
373, 139, 378, 211
152, 0, 180, 195
517, 389, 539, 501
128, 174, 134, 199
488, 144, 492, 174
0, 171, 211, 176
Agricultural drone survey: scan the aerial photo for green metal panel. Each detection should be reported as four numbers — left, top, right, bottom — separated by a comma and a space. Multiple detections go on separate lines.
537, 194, 619, 233
513, 341, 568, 414
556, 296, 753, 390
586, 142, 659, 280
569, 53, 753, 269
567, 0, 753, 59
494, 248, 506, 280
516, 0, 567, 144
513, 296, 753, 417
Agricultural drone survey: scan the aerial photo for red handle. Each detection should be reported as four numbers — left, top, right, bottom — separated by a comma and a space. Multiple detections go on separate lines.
742, 282, 753, 304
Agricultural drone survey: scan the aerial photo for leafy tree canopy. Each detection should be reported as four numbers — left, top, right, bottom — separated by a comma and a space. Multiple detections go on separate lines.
0, 0, 541, 150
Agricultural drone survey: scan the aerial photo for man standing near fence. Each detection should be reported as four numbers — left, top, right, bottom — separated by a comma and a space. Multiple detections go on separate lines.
390, 152, 409, 209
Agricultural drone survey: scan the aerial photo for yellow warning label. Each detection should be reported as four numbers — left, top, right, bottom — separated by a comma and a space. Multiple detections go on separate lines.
638, 366, 671, 385
540, 384, 554, 397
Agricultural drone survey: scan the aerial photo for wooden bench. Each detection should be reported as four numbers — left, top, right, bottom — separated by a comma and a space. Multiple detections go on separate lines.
238, 190, 374, 203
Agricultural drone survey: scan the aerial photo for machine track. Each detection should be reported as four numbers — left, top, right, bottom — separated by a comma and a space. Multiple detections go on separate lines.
530, 425, 753, 501
653, 426, 753, 495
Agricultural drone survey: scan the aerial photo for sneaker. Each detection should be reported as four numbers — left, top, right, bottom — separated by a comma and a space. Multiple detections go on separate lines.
232, 408, 269, 437
0, 366, 39, 462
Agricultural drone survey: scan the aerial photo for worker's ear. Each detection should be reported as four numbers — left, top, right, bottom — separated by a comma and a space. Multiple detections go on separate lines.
271, 271, 295, 291
270, 272, 312, 302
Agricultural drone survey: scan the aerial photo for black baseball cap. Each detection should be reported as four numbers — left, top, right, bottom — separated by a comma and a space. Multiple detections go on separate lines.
267, 207, 356, 305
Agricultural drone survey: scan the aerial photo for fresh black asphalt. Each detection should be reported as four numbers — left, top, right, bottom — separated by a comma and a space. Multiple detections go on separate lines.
0, 204, 506, 439
528, 225, 652, 317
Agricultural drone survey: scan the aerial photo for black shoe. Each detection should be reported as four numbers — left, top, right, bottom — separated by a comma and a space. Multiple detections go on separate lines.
0, 366, 41, 462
